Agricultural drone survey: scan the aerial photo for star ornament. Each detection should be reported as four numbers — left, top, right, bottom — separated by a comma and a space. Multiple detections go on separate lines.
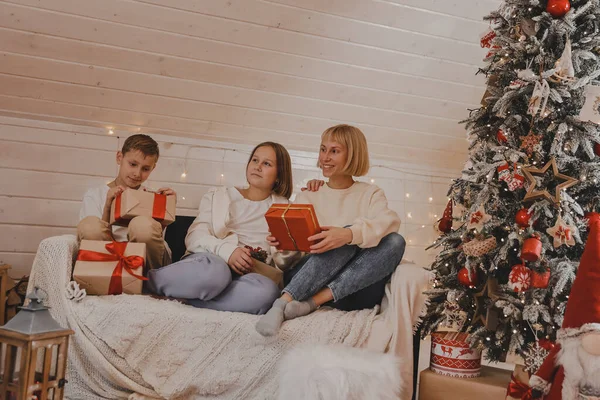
522, 157, 578, 204
546, 216, 577, 248
467, 205, 492, 232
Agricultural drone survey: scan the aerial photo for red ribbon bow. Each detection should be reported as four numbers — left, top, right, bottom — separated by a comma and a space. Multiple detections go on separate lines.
506, 374, 533, 400
77, 241, 147, 295
114, 192, 167, 222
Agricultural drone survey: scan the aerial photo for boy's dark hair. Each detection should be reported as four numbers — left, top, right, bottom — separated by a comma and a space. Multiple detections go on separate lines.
247, 142, 293, 199
121, 134, 160, 159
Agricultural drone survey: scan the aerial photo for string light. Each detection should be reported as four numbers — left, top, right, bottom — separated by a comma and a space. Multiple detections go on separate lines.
406, 193, 411, 198
182, 196, 186, 200
429, 197, 433, 202
108, 129, 114, 135
181, 172, 187, 178
370, 178, 375, 183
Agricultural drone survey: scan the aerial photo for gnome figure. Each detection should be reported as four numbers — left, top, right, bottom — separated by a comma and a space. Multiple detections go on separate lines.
530, 213, 600, 399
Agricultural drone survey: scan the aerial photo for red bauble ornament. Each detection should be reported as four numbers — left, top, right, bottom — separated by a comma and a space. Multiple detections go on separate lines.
521, 235, 542, 262
546, 0, 571, 18
458, 267, 478, 287
515, 208, 532, 228
497, 129, 508, 143
508, 264, 532, 292
531, 269, 551, 289
594, 142, 600, 157
438, 200, 453, 233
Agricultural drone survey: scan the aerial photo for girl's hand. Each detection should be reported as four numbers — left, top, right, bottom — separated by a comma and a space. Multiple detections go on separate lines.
156, 187, 177, 197
308, 226, 353, 254
266, 235, 280, 247
301, 180, 325, 192
228, 247, 254, 275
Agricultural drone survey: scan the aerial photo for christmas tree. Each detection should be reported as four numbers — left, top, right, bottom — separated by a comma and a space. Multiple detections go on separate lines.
421, 0, 600, 372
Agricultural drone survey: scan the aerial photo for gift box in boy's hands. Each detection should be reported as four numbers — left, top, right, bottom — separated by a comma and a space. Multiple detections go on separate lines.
110, 188, 176, 227
265, 204, 321, 252
73, 240, 147, 295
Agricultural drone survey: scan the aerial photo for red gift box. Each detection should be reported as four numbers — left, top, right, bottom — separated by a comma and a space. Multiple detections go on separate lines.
265, 204, 321, 252
430, 332, 482, 378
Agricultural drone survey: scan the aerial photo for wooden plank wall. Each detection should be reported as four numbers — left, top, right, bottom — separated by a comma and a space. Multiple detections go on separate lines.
0, 0, 502, 170
0, 116, 457, 277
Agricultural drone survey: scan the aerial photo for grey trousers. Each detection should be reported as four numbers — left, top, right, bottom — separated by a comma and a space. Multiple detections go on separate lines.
148, 252, 280, 315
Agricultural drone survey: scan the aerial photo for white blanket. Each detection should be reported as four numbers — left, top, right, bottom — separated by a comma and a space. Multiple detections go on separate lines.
28, 235, 389, 399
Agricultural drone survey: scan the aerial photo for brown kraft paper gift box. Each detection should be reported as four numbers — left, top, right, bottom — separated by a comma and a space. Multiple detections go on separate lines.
419, 366, 512, 400
252, 259, 283, 289
110, 188, 176, 227
265, 204, 321, 252
74, 240, 147, 295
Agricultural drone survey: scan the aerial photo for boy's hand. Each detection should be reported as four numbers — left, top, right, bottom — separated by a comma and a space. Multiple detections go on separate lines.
308, 226, 353, 254
156, 187, 177, 197
105, 185, 127, 208
266, 235, 279, 247
228, 247, 254, 275
301, 179, 325, 192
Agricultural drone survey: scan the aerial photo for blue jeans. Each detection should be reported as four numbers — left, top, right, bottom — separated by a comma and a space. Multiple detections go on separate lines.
283, 233, 406, 304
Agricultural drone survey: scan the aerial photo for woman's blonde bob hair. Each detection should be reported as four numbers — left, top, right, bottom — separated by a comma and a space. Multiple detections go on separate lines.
319, 124, 370, 177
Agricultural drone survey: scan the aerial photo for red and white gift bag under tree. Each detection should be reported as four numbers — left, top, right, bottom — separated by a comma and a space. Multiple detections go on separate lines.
430, 332, 482, 378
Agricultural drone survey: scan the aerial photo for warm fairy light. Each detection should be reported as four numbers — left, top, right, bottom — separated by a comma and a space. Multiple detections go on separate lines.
407, 212, 413, 219
429, 197, 433, 202
181, 172, 187, 178
406, 193, 410, 198
108, 129, 114, 135
182, 197, 186, 200
221, 174, 224, 177
370, 179, 375, 183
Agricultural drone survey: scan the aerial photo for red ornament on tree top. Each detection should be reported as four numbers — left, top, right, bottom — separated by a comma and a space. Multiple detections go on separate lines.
438, 200, 453, 234
546, 0, 571, 18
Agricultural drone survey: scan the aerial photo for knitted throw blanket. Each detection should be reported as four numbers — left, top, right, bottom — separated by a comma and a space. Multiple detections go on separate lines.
28, 235, 378, 399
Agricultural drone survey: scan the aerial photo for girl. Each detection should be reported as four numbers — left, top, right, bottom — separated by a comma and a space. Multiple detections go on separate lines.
149, 142, 296, 315
256, 124, 406, 336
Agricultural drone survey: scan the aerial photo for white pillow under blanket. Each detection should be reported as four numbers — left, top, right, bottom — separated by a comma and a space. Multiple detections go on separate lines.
278, 343, 403, 400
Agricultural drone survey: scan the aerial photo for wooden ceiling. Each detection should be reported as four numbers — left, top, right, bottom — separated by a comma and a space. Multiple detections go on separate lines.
0, 0, 500, 171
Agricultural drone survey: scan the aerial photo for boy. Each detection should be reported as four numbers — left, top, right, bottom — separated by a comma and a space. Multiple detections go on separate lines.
78, 134, 176, 270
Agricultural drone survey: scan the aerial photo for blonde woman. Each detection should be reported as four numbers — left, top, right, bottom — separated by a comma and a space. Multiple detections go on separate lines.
256, 125, 406, 336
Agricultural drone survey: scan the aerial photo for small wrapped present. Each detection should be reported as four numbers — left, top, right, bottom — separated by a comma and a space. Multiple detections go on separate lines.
74, 240, 147, 295
419, 366, 511, 400
265, 204, 321, 252
110, 188, 176, 227
505, 364, 531, 400
244, 246, 283, 288
430, 332, 482, 378
253, 259, 283, 288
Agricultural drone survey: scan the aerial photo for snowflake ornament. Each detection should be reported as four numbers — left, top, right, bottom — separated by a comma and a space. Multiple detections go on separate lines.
467, 205, 492, 232
442, 301, 467, 330
523, 341, 550, 373
520, 130, 542, 156
546, 216, 577, 248
66, 281, 87, 302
